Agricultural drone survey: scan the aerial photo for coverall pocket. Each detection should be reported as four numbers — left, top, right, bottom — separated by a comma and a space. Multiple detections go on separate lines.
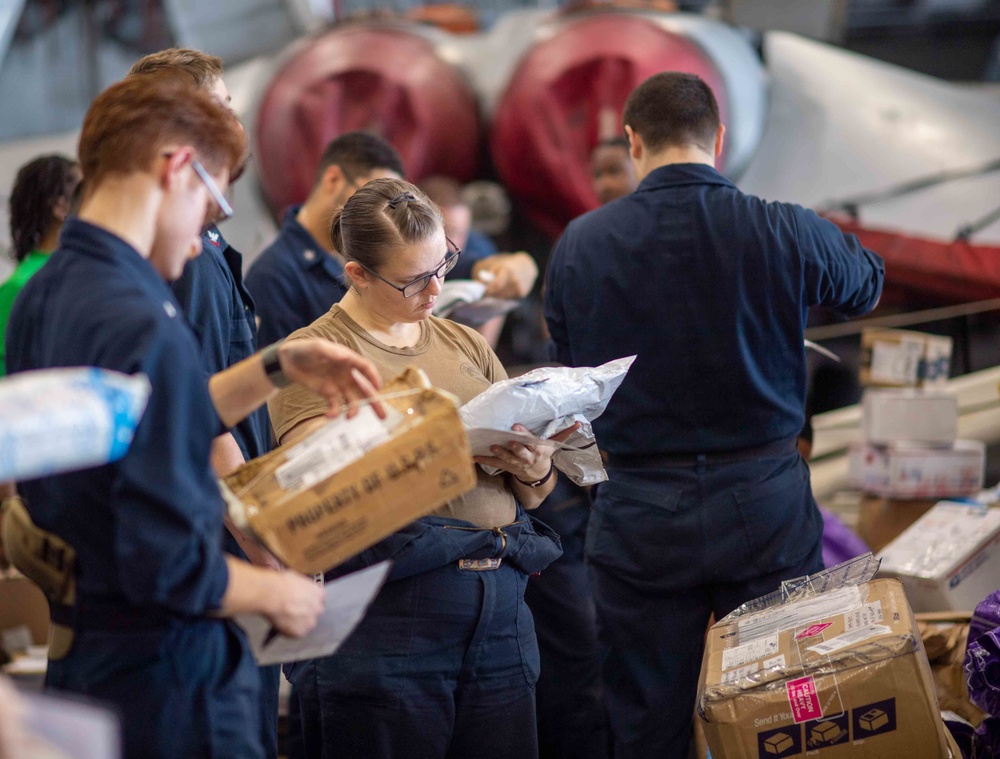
732, 459, 820, 575
586, 479, 685, 577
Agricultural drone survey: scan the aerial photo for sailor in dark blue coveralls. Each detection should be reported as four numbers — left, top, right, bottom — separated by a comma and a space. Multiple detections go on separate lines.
544, 73, 885, 758
3, 77, 383, 759
126, 48, 282, 757
246, 132, 404, 345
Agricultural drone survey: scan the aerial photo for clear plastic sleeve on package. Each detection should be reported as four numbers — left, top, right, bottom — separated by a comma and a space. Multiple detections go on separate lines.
0, 367, 151, 481
459, 356, 635, 486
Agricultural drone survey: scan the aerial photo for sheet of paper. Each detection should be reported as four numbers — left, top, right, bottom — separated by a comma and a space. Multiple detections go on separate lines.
465, 427, 584, 457
237, 560, 391, 666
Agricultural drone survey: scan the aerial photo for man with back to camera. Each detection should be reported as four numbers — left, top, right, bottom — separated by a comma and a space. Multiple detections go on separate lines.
544, 72, 884, 757
3, 74, 384, 759
590, 136, 637, 206
246, 132, 405, 346
126, 47, 284, 759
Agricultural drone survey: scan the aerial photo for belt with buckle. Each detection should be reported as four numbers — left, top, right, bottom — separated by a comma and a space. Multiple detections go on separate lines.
457, 557, 503, 571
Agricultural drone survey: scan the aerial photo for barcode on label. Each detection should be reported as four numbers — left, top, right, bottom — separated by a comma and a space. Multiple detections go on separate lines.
806, 624, 892, 656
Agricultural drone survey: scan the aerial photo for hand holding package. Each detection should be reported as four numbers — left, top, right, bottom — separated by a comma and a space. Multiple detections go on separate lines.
459, 356, 635, 486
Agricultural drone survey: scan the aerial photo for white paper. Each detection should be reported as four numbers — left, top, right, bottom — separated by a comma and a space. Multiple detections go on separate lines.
465, 427, 583, 457
721, 634, 779, 671
843, 601, 883, 631
721, 662, 759, 684
275, 406, 401, 491
237, 561, 391, 666
763, 654, 786, 671
806, 624, 892, 656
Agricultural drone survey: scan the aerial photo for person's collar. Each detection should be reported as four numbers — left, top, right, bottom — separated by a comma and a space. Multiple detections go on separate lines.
61, 217, 170, 294
202, 224, 227, 251
636, 163, 735, 193
283, 205, 343, 275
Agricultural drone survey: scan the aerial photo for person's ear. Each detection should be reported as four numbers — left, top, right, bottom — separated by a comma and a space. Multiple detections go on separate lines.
625, 126, 642, 162
343, 260, 369, 290
714, 123, 726, 161
160, 148, 195, 191
51, 195, 71, 223
322, 164, 346, 196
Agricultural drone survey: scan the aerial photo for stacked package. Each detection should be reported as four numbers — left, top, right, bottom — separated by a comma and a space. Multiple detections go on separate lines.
697, 557, 958, 758
848, 329, 984, 551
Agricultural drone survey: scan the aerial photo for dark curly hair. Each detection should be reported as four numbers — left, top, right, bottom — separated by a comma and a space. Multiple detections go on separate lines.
9, 154, 80, 262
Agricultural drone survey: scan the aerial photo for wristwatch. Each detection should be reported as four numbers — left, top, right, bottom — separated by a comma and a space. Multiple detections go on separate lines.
261, 342, 291, 389
515, 462, 555, 488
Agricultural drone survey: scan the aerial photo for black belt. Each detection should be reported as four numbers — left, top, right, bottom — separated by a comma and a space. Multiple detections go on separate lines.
605, 436, 799, 469
50, 598, 187, 632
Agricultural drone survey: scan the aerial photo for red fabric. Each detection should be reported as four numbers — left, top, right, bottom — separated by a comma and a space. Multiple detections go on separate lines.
829, 216, 1000, 304
490, 12, 727, 238
255, 23, 480, 213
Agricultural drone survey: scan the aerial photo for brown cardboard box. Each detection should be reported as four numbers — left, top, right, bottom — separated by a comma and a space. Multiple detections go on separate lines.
0, 573, 48, 645
223, 374, 477, 575
860, 328, 952, 389
857, 495, 937, 552
916, 611, 985, 727
698, 578, 951, 758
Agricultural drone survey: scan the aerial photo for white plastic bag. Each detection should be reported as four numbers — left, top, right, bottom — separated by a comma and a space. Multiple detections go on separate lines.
459, 356, 635, 486
0, 367, 151, 481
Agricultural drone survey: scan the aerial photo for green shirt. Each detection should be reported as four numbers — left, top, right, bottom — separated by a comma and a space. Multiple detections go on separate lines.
0, 250, 51, 376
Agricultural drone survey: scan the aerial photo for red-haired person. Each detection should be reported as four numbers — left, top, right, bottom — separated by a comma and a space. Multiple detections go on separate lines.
3, 76, 383, 759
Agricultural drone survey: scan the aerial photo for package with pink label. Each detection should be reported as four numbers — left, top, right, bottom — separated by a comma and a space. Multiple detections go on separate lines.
697, 556, 955, 758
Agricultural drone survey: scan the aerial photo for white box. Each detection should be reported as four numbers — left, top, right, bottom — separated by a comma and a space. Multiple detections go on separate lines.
878, 502, 1000, 612
863, 389, 958, 445
848, 441, 985, 499
861, 328, 952, 388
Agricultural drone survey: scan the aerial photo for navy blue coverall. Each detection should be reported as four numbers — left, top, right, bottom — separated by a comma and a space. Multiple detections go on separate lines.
170, 225, 280, 758
6, 218, 263, 759
544, 163, 884, 758
245, 206, 348, 346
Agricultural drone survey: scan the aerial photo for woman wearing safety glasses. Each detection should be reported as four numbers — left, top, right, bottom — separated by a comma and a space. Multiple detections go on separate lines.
268, 177, 577, 759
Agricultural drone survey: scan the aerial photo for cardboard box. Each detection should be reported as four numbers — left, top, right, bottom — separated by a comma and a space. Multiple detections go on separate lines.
857, 495, 938, 553
916, 611, 985, 727
848, 441, 985, 500
879, 502, 1000, 613
222, 373, 477, 575
860, 328, 952, 389
862, 389, 958, 445
698, 578, 951, 758
0, 573, 48, 645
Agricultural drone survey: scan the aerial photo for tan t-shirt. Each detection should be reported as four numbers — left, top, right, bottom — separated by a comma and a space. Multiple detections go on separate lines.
269, 305, 517, 528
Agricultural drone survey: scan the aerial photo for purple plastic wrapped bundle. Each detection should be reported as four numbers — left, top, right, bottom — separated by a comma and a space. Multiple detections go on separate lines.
820, 507, 870, 568
972, 591, 1000, 648
964, 592, 1000, 757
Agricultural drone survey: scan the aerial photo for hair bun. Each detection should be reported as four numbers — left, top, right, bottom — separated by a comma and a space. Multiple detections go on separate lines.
386, 192, 417, 210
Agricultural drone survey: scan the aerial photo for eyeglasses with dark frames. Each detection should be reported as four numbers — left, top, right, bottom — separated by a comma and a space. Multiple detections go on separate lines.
358, 237, 462, 298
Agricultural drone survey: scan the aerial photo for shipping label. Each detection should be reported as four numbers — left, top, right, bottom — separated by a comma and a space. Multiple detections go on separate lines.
721, 662, 759, 685
843, 601, 883, 631
806, 624, 891, 656
721, 634, 779, 671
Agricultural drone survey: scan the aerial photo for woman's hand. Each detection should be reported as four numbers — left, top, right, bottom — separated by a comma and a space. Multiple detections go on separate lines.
278, 339, 386, 419
473, 422, 581, 482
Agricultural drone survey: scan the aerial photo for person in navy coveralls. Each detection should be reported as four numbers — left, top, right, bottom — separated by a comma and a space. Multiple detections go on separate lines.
5, 75, 383, 759
545, 72, 884, 758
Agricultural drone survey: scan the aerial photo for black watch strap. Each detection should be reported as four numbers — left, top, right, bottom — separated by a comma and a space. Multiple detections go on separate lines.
261, 342, 291, 389
515, 461, 555, 488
